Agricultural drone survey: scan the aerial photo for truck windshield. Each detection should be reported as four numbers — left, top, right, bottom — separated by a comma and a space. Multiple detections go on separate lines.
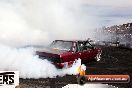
49, 41, 72, 51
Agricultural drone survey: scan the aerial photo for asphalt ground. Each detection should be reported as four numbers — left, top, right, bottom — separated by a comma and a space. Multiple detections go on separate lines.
20, 46, 132, 88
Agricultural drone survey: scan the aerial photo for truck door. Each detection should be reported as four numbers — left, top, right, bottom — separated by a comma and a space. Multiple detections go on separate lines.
77, 41, 94, 62
61, 42, 80, 62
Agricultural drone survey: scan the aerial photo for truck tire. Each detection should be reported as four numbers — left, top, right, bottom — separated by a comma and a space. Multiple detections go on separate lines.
77, 76, 86, 85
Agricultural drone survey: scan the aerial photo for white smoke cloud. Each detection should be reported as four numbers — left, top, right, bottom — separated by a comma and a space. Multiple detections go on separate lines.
0, 0, 131, 78
0, 3, 50, 47
0, 0, 99, 47
0, 0, 131, 47
0, 44, 81, 78
0, 0, 84, 78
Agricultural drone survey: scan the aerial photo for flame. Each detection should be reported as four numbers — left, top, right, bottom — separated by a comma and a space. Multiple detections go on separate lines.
78, 64, 86, 76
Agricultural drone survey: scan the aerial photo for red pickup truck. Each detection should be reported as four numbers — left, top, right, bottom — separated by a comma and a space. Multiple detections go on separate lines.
36, 40, 102, 68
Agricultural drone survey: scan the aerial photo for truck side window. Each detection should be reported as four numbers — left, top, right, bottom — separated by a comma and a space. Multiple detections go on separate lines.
77, 41, 93, 51
72, 42, 77, 52
85, 42, 93, 50
78, 42, 85, 51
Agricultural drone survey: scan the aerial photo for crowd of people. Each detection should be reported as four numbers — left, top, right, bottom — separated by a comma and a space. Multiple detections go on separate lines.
104, 23, 132, 43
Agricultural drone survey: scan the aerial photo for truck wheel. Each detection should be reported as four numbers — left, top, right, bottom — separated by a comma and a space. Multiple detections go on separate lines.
77, 76, 86, 85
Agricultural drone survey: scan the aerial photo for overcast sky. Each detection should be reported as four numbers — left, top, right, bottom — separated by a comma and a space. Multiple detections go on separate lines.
81, 0, 132, 26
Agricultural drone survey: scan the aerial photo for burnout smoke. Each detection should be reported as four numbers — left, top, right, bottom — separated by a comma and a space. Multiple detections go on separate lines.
0, 0, 99, 47
0, 0, 96, 78
0, 44, 81, 78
